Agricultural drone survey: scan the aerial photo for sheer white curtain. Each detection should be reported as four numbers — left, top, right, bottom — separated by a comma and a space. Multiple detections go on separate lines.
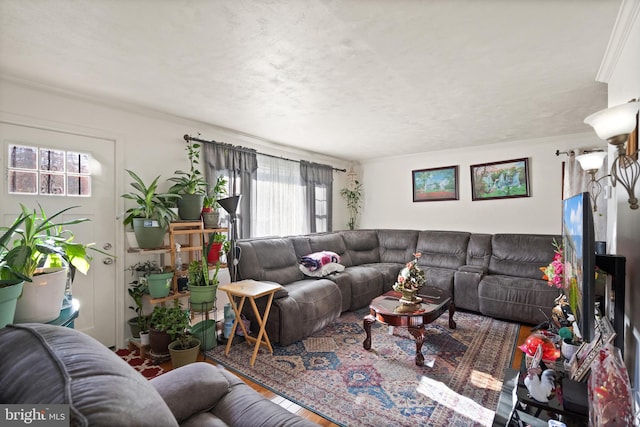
252, 155, 307, 237
564, 149, 608, 242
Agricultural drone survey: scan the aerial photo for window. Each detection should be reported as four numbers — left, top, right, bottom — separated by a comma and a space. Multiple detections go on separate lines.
314, 185, 328, 232
8, 144, 92, 196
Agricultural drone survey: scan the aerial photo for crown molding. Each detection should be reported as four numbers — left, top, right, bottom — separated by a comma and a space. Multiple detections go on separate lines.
596, 0, 640, 83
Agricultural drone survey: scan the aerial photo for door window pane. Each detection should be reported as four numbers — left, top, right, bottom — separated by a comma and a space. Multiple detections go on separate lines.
40, 173, 65, 195
8, 170, 38, 194
9, 145, 37, 169
39, 148, 65, 172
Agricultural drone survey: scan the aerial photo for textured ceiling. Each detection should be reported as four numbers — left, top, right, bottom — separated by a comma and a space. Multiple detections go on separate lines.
0, 0, 621, 161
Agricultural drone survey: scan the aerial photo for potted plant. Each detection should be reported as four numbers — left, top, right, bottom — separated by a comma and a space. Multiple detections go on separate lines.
4, 204, 112, 323
166, 302, 201, 368
149, 300, 199, 364
122, 170, 180, 249
340, 180, 363, 230
146, 266, 175, 299
0, 214, 29, 328
202, 175, 228, 229
127, 278, 149, 338
188, 241, 220, 313
206, 232, 229, 264
168, 140, 208, 220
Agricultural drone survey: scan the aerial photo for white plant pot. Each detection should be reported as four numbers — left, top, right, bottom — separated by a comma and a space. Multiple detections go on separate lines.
14, 267, 68, 323
140, 331, 150, 346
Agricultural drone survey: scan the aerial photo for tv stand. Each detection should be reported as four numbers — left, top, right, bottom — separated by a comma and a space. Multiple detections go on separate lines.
596, 254, 625, 352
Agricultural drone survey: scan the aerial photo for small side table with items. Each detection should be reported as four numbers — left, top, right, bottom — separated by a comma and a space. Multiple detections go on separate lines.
219, 280, 283, 367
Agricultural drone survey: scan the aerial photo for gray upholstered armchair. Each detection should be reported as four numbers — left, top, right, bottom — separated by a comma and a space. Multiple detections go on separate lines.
0, 324, 318, 427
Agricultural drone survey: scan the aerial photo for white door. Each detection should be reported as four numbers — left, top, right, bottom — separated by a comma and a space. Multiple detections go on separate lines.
0, 122, 117, 347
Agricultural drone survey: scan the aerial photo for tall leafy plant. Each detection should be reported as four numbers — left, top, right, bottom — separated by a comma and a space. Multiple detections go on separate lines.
169, 140, 208, 195
340, 180, 363, 230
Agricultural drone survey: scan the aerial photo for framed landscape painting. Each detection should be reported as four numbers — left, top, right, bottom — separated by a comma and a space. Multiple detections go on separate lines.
470, 158, 530, 201
412, 165, 459, 202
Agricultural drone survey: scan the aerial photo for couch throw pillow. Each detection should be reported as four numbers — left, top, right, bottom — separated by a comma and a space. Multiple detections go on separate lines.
299, 262, 345, 277
299, 251, 341, 271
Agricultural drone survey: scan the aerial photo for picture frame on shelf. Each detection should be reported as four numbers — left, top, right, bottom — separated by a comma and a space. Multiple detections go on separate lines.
412, 165, 459, 202
597, 316, 616, 345
470, 157, 530, 201
569, 330, 603, 381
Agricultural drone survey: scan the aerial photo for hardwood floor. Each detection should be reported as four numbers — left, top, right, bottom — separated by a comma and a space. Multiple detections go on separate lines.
158, 323, 532, 426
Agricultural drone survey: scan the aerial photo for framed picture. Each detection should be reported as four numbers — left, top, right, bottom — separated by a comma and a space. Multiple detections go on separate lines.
569, 332, 602, 381
597, 317, 616, 345
470, 158, 530, 201
412, 165, 459, 202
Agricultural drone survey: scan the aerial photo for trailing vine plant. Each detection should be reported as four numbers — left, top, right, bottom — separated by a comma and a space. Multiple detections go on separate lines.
340, 180, 363, 230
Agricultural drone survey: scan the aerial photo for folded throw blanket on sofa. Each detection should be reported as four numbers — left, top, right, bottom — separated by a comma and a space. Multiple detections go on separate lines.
300, 251, 341, 271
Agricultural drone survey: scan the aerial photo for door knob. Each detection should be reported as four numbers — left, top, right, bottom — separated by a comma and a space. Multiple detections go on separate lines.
103, 243, 113, 250
103, 258, 114, 265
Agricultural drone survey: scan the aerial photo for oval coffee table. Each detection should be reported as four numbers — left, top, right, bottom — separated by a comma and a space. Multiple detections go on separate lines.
363, 287, 456, 366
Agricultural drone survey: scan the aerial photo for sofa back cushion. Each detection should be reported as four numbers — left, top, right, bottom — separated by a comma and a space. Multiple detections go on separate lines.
237, 238, 305, 284
466, 233, 492, 268
416, 230, 470, 270
377, 229, 419, 263
308, 233, 352, 266
489, 234, 559, 279
340, 230, 379, 265
0, 324, 178, 427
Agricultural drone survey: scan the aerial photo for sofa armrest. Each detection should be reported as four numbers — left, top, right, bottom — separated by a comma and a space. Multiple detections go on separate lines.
150, 362, 230, 423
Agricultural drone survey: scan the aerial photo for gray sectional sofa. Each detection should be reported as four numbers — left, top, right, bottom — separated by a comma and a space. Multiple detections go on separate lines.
236, 229, 561, 346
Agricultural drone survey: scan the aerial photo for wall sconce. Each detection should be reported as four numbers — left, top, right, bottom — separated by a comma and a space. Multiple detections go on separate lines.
576, 151, 608, 212
584, 100, 640, 210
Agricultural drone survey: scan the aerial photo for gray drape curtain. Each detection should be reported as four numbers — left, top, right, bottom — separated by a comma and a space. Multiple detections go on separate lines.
203, 143, 258, 239
563, 149, 607, 242
300, 160, 334, 232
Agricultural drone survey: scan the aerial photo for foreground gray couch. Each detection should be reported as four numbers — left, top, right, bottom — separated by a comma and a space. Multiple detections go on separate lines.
0, 323, 318, 427
236, 229, 560, 346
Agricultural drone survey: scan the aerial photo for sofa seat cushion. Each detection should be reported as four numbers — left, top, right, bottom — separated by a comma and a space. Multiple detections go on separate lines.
360, 262, 404, 293
330, 266, 384, 311
422, 266, 456, 295
478, 275, 560, 325
243, 278, 342, 346
0, 324, 178, 427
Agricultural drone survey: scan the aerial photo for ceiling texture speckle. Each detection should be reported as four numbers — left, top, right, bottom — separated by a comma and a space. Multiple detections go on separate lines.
0, 0, 621, 161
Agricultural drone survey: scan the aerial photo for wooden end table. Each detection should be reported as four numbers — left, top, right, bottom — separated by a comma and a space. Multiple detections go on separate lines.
363, 287, 456, 366
219, 280, 283, 367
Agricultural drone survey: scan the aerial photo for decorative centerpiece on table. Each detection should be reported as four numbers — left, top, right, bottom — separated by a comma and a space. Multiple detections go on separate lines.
392, 253, 425, 312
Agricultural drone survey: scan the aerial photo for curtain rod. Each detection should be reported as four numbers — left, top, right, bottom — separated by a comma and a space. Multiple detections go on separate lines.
184, 134, 346, 173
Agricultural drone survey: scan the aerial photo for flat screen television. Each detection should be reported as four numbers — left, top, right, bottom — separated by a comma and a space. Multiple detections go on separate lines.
562, 192, 596, 342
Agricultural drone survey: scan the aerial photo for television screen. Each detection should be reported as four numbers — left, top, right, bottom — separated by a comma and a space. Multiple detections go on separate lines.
562, 192, 596, 342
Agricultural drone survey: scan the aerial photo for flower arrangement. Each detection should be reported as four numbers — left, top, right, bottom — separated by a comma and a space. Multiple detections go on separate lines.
393, 253, 425, 292
540, 239, 563, 288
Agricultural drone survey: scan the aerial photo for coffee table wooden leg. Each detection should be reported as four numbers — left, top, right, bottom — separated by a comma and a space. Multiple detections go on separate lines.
449, 302, 457, 329
408, 325, 426, 366
363, 315, 375, 350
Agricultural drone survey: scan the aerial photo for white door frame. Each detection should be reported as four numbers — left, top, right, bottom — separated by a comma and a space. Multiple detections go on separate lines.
0, 111, 126, 348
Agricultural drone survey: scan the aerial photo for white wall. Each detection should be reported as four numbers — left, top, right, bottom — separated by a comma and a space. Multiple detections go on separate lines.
359, 132, 603, 235
0, 78, 349, 347
601, 0, 640, 386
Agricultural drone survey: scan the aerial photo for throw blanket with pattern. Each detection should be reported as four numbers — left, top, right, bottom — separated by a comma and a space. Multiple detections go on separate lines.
300, 251, 341, 272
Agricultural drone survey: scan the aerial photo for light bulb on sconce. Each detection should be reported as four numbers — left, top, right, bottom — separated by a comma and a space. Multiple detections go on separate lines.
576, 151, 608, 212
584, 100, 640, 210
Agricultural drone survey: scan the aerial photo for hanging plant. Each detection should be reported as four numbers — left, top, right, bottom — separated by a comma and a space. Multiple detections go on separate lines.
340, 180, 363, 230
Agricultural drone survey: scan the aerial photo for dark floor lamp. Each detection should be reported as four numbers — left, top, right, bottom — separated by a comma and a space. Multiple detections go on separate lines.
217, 195, 242, 283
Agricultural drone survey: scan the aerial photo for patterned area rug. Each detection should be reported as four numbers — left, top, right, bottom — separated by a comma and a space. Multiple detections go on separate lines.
115, 348, 166, 379
206, 308, 519, 426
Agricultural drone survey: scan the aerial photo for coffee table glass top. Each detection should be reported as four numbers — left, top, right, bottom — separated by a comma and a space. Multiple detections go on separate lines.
371, 288, 451, 316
